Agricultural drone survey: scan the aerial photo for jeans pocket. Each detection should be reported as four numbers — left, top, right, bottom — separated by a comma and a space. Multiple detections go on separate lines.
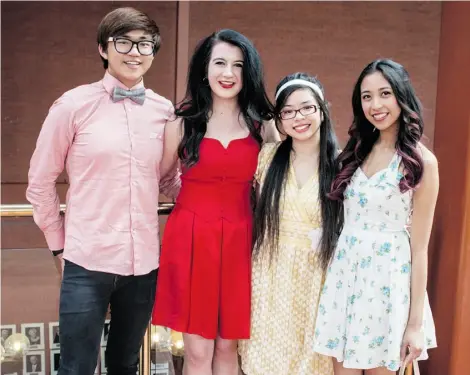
61, 261, 113, 314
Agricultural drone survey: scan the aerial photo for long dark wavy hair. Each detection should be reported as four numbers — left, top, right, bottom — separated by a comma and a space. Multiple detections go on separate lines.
329, 59, 425, 200
253, 73, 342, 271
176, 29, 273, 167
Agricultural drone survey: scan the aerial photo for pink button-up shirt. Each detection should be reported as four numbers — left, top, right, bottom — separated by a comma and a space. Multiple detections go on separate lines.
26, 72, 178, 275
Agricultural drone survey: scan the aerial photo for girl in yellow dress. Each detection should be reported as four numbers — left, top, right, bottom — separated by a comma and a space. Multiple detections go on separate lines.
238, 73, 342, 375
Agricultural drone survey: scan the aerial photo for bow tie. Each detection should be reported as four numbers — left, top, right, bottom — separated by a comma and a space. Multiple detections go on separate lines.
112, 87, 146, 105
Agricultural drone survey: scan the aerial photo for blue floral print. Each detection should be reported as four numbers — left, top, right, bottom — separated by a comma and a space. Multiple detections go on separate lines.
313, 152, 437, 371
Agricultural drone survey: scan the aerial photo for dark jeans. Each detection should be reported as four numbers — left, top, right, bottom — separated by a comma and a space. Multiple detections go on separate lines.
58, 260, 157, 375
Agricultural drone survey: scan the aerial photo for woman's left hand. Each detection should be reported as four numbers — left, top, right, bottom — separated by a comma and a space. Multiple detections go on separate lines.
400, 324, 425, 366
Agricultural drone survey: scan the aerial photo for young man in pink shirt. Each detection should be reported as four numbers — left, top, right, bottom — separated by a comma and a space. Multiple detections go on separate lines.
26, 7, 178, 375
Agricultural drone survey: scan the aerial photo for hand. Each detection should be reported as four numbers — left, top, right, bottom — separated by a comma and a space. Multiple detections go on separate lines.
400, 324, 424, 367
53, 253, 65, 279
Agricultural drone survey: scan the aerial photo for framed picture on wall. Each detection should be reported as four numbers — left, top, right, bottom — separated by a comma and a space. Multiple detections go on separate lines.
100, 319, 110, 347
50, 349, 60, 375
49, 322, 60, 349
1, 324, 16, 346
21, 323, 45, 350
23, 350, 45, 375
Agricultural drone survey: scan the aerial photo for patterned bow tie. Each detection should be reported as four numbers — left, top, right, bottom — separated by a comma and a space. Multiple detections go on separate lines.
112, 87, 146, 105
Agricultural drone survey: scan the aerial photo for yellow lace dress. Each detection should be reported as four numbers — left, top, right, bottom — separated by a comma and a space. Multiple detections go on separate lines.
238, 143, 333, 375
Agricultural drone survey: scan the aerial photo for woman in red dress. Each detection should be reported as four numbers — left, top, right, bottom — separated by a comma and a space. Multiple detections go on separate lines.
152, 29, 279, 375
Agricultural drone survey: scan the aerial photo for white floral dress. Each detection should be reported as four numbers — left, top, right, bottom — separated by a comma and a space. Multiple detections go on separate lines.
313, 152, 437, 371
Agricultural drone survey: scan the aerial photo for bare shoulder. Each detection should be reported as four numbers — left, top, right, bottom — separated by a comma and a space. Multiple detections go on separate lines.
260, 119, 281, 142
167, 116, 183, 128
164, 116, 184, 142
166, 116, 184, 130
417, 143, 438, 169
415, 143, 439, 194
261, 119, 276, 128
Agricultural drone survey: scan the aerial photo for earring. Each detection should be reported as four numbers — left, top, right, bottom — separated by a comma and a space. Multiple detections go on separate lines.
203, 77, 208, 84
373, 127, 377, 132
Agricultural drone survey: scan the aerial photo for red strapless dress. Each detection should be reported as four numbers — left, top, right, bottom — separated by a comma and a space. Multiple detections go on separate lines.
152, 135, 259, 339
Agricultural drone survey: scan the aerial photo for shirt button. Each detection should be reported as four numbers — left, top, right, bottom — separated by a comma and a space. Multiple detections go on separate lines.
132, 181, 137, 186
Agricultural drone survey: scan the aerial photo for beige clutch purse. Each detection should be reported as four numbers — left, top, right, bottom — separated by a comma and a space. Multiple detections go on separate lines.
398, 358, 420, 375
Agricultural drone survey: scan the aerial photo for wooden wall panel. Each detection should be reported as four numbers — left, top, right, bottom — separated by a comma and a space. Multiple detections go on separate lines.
426, 3, 470, 375
1, 1, 177, 187
1, 1, 177, 248
187, 1, 441, 147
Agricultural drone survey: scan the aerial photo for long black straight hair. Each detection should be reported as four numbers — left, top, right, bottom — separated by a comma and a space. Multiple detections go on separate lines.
175, 29, 273, 167
253, 73, 342, 271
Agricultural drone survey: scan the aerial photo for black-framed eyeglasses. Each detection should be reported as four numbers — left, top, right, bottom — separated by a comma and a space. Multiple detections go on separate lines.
108, 37, 155, 56
279, 104, 318, 120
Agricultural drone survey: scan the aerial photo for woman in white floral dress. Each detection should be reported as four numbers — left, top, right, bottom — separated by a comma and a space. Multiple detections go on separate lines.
313, 59, 438, 375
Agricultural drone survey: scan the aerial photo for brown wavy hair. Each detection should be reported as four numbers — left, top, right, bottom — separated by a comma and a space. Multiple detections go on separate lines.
329, 59, 424, 201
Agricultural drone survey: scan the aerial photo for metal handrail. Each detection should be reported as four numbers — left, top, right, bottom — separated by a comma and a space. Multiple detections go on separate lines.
1, 202, 175, 375
2, 202, 414, 375
0, 203, 175, 217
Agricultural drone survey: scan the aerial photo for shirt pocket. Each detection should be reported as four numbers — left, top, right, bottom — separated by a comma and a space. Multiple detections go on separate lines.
132, 129, 164, 178
150, 132, 163, 140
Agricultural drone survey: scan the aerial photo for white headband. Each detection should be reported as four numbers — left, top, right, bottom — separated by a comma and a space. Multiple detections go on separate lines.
275, 79, 324, 101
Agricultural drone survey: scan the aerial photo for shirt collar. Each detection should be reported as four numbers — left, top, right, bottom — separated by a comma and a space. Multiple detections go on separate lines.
102, 71, 145, 95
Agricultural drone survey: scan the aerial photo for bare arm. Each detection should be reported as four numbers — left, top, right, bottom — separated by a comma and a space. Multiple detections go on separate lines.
160, 117, 183, 180
408, 147, 439, 326
260, 119, 281, 143
401, 145, 439, 362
